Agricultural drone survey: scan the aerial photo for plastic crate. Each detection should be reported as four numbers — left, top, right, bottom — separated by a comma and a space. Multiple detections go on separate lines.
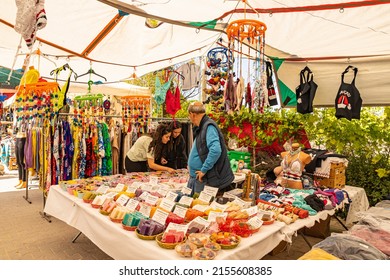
227, 151, 251, 168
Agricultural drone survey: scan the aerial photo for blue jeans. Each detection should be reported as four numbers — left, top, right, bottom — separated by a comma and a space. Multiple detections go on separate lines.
187, 177, 206, 196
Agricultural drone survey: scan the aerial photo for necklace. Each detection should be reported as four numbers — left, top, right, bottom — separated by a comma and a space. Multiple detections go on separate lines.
289, 147, 301, 156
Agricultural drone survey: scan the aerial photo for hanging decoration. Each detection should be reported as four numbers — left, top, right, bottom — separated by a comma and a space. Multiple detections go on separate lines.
225, 2, 267, 113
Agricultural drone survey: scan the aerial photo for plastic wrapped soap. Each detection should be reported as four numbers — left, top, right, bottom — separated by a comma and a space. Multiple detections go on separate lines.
175, 242, 197, 258
192, 247, 217, 260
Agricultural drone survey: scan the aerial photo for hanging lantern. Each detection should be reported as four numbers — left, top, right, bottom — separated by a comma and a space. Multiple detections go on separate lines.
226, 19, 267, 44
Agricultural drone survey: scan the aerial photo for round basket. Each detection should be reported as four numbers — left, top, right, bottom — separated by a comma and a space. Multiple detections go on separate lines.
99, 209, 110, 216
262, 218, 275, 225
110, 216, 123, 223
122, 224, 137, 231
219, 239, 240, 250
155, 233, 187, 250
135, 229, 158, 240
91, 204, 101, 209
83, 198, 93, 204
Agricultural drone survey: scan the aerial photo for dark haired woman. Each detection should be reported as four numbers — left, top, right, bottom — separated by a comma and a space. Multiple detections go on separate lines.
125, 124, 175, 173
161, 121, 188, 169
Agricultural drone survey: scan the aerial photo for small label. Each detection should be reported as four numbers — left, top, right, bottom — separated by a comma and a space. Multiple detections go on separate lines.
159, 198, 176, 212
165, 191, 178, 202
114, 183, 125, 192
248, 216, 263, 229
116, 194, 129, 206
178, 196, 193, 207
243, 206, 258, 217
144, 194, 159, 206
192, 204, 209, 212
210, 201, 229, 212
157, 186, 169, 197
164, 223, 188, 235
207, 211, 228, 222
151, 208, 168, 225
181, 186, 192, 195
198, 191, 212, 203
149, 176, 159, 186
173, 205, 188, 218
125, 199, 139, 211
138, 204, 151, 217
203, 186, 219, 197
96, 185, 109, 194
126, 186, 137, 194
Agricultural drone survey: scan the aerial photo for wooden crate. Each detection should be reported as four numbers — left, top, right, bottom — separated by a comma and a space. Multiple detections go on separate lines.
314, 162, 346, 189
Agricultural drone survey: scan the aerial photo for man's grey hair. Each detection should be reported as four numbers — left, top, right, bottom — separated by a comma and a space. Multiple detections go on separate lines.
188, 101, 206, 114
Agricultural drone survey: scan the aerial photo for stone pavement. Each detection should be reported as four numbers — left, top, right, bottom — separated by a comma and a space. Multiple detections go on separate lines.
0, 175, 345, 260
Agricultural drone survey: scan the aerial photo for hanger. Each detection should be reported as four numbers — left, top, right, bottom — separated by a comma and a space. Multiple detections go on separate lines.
342, 65, 358, 75
50, 63, 78, 80
19, 48, 57, 70
301, 66, 312, 73
167, 69, 185, 80
75, 62, 107, 81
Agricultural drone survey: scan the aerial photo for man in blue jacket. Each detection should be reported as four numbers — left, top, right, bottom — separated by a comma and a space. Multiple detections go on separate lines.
187, 102, 234, 195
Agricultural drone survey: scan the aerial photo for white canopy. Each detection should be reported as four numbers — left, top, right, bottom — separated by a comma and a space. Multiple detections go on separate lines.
1, 0, 390, 106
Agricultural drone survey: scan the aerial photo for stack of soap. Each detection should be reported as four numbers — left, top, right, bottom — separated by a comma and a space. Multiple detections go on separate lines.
162, 229, 185, 243
137, 219, 164, 236
185, 208, 207, 222
109, 206, 128, 220
122, 212, 148, 227
166, 212, 185, 226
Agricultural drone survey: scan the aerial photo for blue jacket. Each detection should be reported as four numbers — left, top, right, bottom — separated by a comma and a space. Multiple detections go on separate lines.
193, 115, 234, 189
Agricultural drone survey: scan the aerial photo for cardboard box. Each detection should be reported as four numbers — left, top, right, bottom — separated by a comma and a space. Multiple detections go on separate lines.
314, 162, 346, 189
303, 216, 331, 239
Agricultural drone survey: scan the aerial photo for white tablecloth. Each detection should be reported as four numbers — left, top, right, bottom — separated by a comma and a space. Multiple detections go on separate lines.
44, 185, 285, 260
343, 185, 370, 226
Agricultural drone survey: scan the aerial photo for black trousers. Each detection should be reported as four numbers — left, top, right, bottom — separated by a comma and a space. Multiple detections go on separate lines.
15, 137, 26, 181
125, 156, 148, 173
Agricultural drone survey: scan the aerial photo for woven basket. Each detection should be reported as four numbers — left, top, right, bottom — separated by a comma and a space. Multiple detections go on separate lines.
110, 217, 123, 223
135, 229, 158, 240
155, 233, 187, 250
122, 224, 137, 231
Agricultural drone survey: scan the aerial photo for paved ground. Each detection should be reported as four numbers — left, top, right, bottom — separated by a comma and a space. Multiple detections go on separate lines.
0, 172, 345, 260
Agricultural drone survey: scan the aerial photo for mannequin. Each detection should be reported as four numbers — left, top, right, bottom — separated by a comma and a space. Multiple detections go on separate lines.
274, 143, 311, 189
14, 130, 27, 189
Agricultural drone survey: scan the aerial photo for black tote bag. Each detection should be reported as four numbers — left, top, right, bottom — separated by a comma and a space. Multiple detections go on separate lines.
335, 66, 363, 120
266, 61, 278, 106
295, 66, 318, 114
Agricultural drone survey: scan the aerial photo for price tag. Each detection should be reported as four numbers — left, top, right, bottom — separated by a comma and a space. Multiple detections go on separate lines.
141, 184, 152, 192
198, 191, 212, 203
243, 206, 258, 217
233, 197, 247, 208
248, 216, 263, 230
178, 196, 193, 207
116, 194, 129, 206
96, 185, 109, 194
207, 211, 228, 222
210, 201, 229, 212
138, 204, 151, 218
130, 181, 144, 188
125, 199, 139, 211
191, 216, 210, 228
106, 192, 117, 199
157, 186, 169, 197
151, 208, 168, 225
222, 192, 238, 199
139, 191, 149, 201
126, 186, 137, 194
149, 176, 159, 186
173, 205, 188, 218
144, 194, 159, 206
203, 186, 219, 197
181, 186, 192, 195
159, 198, 175, 212
165, 191, 178, 202
192, 204, 209, 212
164, 223, 188, 235
114, 183, 125, 192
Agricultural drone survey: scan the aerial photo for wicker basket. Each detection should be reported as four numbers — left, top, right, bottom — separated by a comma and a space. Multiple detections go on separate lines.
155, 233, 187, 249
135, 229, 158, 240
122, 224, 137, 231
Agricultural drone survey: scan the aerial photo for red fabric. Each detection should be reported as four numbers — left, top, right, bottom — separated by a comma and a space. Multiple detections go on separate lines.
165, 86, 181, 116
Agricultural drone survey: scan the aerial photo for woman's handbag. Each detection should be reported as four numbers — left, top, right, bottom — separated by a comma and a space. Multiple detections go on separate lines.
295, 66, 318, 114
334, 66, 363, 120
